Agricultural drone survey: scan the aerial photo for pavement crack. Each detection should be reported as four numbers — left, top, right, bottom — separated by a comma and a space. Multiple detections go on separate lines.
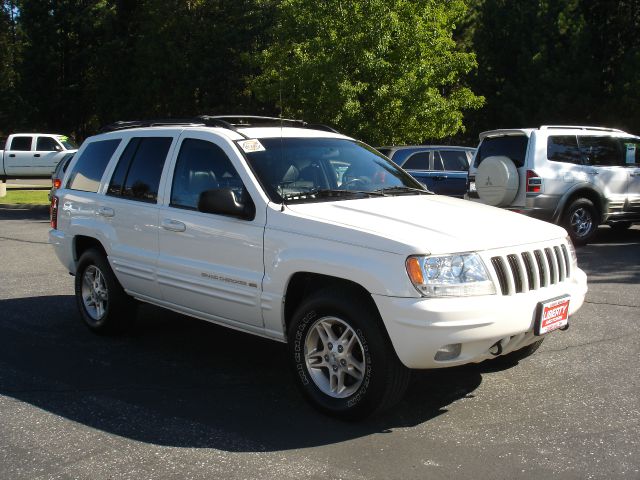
543, 332, 640, 353
585, 300, 639, 308
0, 235, 49, 245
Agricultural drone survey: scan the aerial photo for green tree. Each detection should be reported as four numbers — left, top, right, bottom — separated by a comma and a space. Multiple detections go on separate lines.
252, 0, 483, 145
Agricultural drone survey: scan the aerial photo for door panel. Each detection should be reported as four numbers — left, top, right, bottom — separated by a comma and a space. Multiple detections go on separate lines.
157, 133, 265, 327
5, 136, 34, 175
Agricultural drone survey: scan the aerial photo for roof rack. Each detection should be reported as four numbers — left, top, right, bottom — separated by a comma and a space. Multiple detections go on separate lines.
99, 115, 340, 136
539, 125, 625, 133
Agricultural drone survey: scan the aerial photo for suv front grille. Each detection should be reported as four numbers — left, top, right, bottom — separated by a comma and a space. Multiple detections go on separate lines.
490, 244, 571, 295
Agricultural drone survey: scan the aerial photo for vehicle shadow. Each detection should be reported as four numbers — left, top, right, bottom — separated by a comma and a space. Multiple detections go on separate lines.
0, 295, 488, 452
577, 225, 640, 284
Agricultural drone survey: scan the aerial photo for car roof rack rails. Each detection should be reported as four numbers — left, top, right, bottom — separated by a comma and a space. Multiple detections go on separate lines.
203, 115, 340, 134
539, 125, 625, 133
98, 119, 201, 134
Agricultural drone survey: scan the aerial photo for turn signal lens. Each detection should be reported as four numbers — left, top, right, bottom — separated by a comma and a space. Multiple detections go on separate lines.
406, 257, 424, 284
53, 178, 62, 189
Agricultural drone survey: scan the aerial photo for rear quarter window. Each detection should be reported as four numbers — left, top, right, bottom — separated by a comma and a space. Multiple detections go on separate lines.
475, 136, 528, 168
67, 139, 121, 192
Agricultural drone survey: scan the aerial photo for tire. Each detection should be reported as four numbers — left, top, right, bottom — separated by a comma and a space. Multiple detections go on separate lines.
609, 221, 632, 231
288, 287, 410, 420
75, 248, 135, 334
475, 156, 519, 207
563, 198, 599, 245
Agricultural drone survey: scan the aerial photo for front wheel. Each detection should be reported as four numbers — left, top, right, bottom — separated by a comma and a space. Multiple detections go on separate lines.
288, 288, 410, 420
75, 248, 135, 334
563, 198, 599, 245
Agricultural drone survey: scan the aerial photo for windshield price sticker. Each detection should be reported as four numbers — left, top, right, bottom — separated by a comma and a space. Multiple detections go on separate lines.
238, 139, 265, 153
535, 296, 570, 335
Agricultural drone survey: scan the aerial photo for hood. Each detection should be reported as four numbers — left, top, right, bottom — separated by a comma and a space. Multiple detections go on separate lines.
283, 195, 567, 255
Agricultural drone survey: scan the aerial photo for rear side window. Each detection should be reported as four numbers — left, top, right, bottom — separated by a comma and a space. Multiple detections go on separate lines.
9, 136, 32, 151
107, 137, 172, 203
578, 136, 624, 166
67, 139, 121, 192
36, 137, 61, 151
402, 152, 430, 170
475, 136, 528, 168
547, 136, 584, 164
438, 150, 469, 171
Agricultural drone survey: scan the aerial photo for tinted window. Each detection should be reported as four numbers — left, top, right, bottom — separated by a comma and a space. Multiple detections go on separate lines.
171, 138, 246, 210
476, 135, 528, 168
578, 136, 623, 166
403, 152, 430, 170
10, 136, 32, 151
547, 136, 584, 164
108, 137, 172, 203
67, 139, 121, 192
36, 137, 61, 151
439, 150, 469, 171
107, 138, 140, 196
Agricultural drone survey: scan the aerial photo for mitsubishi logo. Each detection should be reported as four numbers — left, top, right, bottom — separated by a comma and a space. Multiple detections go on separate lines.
485, 176, 493, 186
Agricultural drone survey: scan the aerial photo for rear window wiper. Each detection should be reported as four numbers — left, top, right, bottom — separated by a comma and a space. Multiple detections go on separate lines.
374, 186, 433, 195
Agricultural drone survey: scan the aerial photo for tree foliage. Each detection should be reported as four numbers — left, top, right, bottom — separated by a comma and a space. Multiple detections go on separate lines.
0, 1, 638, 144
252, 0, 483, 145
461, 0, 640, 141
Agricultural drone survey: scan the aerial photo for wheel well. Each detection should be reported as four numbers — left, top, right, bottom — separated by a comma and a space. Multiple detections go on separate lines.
74, 236, 107, 262
561, 189, 604, 224
283, 273, 381, 337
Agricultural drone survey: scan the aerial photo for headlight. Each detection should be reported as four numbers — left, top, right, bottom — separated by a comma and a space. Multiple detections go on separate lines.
406, 253, 496, 297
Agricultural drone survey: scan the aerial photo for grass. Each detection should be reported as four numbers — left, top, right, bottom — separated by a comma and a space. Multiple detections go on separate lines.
0, 189, 50, 205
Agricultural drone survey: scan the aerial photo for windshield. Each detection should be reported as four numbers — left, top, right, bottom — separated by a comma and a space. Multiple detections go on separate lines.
243, 137, 425, 203
57, 135, 78, 149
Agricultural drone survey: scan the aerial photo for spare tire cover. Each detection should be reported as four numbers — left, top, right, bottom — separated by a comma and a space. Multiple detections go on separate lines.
476, 155, 519, 207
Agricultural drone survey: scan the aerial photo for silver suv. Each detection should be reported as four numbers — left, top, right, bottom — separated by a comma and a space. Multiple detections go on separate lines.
466, 126, 640, 244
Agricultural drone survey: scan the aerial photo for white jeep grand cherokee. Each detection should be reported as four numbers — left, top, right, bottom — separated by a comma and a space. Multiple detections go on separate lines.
49, 116, 588, 419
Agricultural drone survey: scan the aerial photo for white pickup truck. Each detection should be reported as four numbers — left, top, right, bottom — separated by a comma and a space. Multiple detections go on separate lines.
0, 133, 77, 180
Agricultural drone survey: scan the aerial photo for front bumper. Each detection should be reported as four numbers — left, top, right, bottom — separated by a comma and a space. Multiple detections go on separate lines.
373, 267, 587, 369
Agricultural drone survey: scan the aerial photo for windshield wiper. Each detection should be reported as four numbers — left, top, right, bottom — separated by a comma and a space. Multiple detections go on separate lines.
282, 188, 386, 202
374, 186, 433, 195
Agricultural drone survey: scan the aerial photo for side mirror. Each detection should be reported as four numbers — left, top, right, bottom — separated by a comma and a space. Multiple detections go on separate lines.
198, 188, 255, 220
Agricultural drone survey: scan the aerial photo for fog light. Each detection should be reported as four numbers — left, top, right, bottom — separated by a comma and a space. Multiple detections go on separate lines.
434, 343, 462, 361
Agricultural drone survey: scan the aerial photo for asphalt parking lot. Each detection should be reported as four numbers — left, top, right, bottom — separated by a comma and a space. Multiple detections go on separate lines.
0, 205, 638, 480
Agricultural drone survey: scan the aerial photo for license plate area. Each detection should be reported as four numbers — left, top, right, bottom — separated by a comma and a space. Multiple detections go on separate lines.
535, 295, 570, 336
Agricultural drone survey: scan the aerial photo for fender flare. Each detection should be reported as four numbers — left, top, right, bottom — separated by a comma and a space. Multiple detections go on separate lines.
552, 183, 607, 224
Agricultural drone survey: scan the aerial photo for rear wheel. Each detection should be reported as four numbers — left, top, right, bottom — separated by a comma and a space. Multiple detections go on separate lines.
288, 287, 410, 420
75, 248, 135, 334
563, 198, 599, 245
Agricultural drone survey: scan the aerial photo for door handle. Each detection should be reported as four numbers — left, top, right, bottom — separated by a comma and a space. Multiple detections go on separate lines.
586, 170, 599, 175
34, 154, 41, 157
8, 154, 15, 157
97, 206, 115, 217
162, 219, 186, 232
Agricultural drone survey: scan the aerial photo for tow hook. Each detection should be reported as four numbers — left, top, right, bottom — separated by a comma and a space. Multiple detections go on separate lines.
489, 341, 503, 356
